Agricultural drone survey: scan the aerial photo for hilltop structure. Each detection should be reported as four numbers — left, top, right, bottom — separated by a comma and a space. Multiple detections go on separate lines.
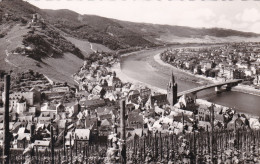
167, 72, 178, 106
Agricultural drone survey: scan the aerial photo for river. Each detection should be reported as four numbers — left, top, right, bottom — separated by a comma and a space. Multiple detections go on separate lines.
120, 47, 260, 116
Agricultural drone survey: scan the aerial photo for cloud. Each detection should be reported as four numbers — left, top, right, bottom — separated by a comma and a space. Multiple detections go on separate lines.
236, 8, 260, 22
250, 22, 260, 33
176, 8, 216, 28
216, 15, 232, 29
179, 8, 216, 21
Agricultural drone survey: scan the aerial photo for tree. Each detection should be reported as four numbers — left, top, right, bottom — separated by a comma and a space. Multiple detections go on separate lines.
28, 69, 34, 76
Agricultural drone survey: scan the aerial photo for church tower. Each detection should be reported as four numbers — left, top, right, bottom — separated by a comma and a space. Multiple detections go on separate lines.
167, 72, 178, 106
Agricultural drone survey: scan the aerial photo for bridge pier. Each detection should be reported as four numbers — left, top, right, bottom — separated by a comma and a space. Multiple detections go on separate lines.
215, 86, 222, 94
192, 92, 197, 98
191, 92, 197, 102
226, 84, 232, 91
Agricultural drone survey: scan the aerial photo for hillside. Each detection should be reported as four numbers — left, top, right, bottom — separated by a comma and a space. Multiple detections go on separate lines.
0, 0, 113, 85
43, 9, 155, 50
1, 0, 260, 85
0, 23, 84, 85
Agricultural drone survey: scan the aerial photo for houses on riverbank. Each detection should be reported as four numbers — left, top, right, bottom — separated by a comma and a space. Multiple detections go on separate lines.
160, 42, 260, 88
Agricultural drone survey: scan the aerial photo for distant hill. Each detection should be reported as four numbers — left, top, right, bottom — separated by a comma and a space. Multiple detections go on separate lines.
43, 9, 260, 45
115, 21, 260, 43
117, 21, 258, 38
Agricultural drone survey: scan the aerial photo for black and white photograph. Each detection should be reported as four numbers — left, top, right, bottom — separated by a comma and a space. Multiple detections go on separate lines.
0, 0, 260, 163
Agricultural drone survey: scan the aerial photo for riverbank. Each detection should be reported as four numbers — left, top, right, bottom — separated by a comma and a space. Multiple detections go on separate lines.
154, 53, 221, 84
196, 99, 259, 119
233, 84, 260, 96
154, 53, 260, 97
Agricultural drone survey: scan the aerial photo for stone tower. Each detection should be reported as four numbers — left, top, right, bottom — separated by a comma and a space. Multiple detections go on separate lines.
167, 72, 178, 106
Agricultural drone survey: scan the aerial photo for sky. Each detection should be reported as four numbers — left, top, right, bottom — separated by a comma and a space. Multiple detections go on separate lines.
27, 0, 260, 33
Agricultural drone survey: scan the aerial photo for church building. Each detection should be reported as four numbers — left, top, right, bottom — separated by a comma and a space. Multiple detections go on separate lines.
167, 73, 178, 106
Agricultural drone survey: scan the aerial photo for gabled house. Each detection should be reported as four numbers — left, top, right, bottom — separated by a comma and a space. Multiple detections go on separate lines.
84, 117, 98, 130
174, 115, 193, 126
146, 94, 168, 109
37, 116, 52, 123
92, 85, 106, 98
65, 131, 74, 147
197, 105, 210, 122
17, 97, 27, 114
41, 111, 56, 119
56, 102, 65, 114
15, 133, 31, 149
127, 112, 144, 129
143, 108, 155, 118
34, 140, 50, 150
126, 128, 148, 140
79, 99, 106, 110
57, 119, 67, 131
99, 119, 112, 136
99, 114, 112, 121
177, 94, 197, 113
74, 129, 91, 141
18, 115, 34, 123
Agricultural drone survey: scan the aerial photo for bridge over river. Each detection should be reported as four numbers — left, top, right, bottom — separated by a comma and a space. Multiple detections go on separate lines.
177, 79, 243, 98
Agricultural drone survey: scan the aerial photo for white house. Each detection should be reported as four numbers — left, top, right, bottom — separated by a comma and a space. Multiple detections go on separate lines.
244, 69, 253, 77
17, 99, 27, 114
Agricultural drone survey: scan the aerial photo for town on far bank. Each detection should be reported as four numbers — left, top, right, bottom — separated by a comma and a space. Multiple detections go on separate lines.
160, 42, 260, 90
0, 47, 260, 163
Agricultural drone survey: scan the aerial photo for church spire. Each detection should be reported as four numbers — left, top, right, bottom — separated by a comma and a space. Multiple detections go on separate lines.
171, 71, 175, 84
167, 71, 178, 106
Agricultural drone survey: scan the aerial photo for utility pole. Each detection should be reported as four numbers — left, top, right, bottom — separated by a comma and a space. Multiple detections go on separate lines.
120, 99, 126, 164
63, 130, 66, 157
70, 135, 72, 164
210, 104, 215, 163
51, 125, 55, 164
3, 75, 10, 164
